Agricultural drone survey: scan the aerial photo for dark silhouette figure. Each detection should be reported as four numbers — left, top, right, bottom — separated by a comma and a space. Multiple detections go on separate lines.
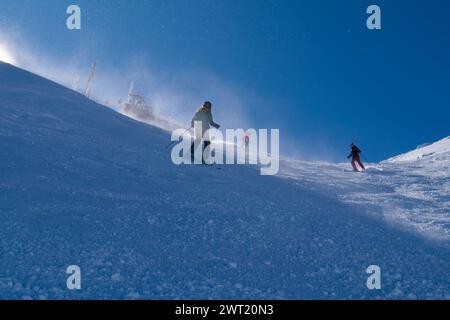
348, 143, 365, 171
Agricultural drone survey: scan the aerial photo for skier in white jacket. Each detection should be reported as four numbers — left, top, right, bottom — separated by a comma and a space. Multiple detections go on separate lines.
190, 101, 220, 163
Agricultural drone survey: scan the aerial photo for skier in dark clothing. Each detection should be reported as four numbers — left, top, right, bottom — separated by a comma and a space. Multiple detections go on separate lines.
348, 143, 365, 171
190, 101, 220, 163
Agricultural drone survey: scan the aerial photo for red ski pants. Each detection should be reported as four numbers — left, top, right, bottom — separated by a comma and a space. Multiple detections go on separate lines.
352, 156, 365, 170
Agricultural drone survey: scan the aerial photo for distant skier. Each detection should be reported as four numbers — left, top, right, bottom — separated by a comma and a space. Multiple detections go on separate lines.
243, 133, 250, 148
347, 143, 366, 171
190, 101, 220, 163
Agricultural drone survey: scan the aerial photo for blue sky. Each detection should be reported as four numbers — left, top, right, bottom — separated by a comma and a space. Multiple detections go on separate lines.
0, 0, 449, 161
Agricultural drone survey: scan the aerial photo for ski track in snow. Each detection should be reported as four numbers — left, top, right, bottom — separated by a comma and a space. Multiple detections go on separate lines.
1, 62, 449, 299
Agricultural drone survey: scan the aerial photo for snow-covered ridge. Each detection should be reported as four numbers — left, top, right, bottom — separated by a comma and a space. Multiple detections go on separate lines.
386, 136, 450, 163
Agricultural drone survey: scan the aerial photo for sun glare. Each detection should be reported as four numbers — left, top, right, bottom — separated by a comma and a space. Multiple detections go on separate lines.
0, 45, 16, 64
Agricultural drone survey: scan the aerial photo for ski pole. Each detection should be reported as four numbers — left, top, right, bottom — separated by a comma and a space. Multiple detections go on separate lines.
165, 127, 191, 149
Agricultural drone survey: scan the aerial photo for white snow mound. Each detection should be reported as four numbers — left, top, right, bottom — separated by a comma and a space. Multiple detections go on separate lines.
386, 136, 450, 163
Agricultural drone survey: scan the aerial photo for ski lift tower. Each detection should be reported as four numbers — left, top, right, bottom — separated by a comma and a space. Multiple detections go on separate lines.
84, 61, 97, 98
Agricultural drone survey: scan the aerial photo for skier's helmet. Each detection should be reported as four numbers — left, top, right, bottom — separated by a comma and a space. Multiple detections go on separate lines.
203, 101, 212, 109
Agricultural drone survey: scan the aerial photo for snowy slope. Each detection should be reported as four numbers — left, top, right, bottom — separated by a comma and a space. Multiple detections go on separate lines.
279, 136, 450, 241
279, 156, 450, 241
1, 62, 449, 299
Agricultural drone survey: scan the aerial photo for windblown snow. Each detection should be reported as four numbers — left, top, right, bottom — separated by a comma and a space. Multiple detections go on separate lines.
0, 62, 449, 299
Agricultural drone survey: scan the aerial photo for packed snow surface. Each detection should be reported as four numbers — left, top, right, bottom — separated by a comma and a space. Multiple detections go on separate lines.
1, 62, 449, 299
